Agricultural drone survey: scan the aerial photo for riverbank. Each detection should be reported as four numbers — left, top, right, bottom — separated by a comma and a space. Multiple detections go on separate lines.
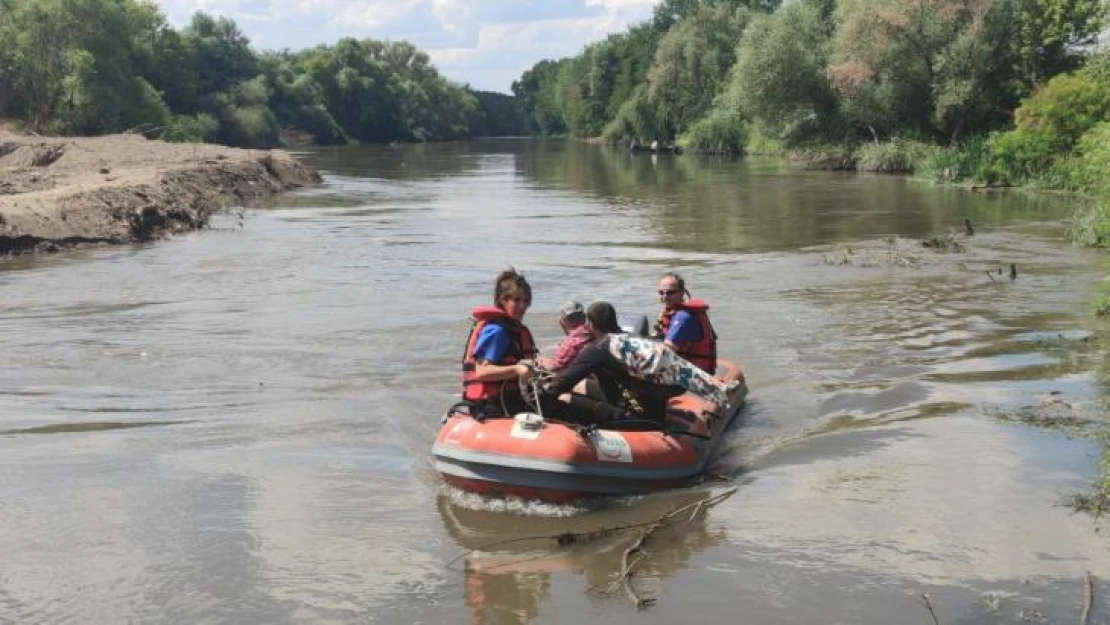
0, 132, 321, 255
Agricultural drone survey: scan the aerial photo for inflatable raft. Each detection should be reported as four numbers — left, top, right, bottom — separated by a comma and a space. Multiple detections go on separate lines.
432, 360, 747, 503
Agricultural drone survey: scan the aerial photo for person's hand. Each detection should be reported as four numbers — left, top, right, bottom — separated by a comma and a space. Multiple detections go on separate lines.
516, 362, 535, 381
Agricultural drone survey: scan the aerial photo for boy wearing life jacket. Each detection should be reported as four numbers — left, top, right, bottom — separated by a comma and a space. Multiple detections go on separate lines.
461, 269, 539, 417
653, 272, 718, 374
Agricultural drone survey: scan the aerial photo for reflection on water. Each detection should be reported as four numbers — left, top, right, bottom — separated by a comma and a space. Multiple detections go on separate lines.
1, 139, 1108, 624
438, 489, 728, 621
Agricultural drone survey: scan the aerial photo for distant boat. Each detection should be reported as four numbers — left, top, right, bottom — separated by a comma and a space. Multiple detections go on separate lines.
630, 144, 682, 154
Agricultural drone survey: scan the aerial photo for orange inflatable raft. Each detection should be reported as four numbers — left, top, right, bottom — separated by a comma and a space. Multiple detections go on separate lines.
432, 359, 747, 503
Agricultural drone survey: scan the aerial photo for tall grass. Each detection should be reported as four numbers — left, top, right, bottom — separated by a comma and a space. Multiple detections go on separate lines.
787, 143, 857, 170
855, 138, 936, 173
685, 110, 747, 154
744, 127, 785, 156
915, 135, 991, 183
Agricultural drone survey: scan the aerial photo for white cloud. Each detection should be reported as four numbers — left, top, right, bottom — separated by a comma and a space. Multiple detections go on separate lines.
586, 0, 656, 8
430, 0, 472, 33
154, 0, 661, 91
330, 0, 424, 28
427, 5, 657, 91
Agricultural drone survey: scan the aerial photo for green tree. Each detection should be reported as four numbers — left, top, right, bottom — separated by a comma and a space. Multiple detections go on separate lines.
828, 0, 949, 140
512, 59, 570, 134
729, 2, 838, 144
828, 0, 1024, 142
984, 57, 1110, 184
647, 2, 752, 138
140, 24, 199, 115
296, 39, 401, 141
1014, 0, 1106, 91
259, 51, 345, 145
469, 90, 526, 136
932, 0, 1021, 143
183, 12, 258, 96
602, 84, 664, 143
0, 0, 171, 134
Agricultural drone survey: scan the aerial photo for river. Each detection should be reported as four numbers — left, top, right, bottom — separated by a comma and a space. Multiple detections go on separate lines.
1, 139, 1107, 624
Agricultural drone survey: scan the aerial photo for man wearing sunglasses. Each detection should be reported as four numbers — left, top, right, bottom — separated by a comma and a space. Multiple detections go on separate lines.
653, 272, 718, 373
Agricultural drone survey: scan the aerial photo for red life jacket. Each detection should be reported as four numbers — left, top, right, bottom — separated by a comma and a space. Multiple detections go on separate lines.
461, 306, 537, 402
653, 299, 717, 373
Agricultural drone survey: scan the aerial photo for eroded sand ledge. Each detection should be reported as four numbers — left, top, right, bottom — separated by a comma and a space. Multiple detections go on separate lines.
0, 132, 322, 255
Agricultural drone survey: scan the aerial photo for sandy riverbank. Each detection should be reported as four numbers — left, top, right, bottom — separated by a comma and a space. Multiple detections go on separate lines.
0, 132, 321, 255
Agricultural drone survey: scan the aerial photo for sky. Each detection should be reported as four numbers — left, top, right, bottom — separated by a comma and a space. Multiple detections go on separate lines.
155, 0, 661, 94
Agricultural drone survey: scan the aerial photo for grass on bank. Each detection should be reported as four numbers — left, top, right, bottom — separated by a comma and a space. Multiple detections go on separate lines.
1068, 430, 1110, 516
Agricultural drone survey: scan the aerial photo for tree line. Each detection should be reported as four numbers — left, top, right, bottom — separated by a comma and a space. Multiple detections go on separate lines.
512, 0, 1106, 155
0, 0, 526, 147
512, 0, 1110, 249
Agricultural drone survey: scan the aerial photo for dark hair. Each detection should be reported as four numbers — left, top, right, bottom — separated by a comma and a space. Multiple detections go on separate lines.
660, 271, 690, 299
586, 301, 622, 333
660, 271, 685, 291
494, 268, 532, 308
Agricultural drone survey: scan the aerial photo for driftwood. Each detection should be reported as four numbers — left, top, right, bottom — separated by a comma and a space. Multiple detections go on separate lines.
605, 488, 738, 609
921, 593, 941, 625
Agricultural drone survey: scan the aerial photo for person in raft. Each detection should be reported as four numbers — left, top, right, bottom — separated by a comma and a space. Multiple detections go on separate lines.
460, 271, 626, 424
460, 268, 542, 418
551, 300, 594, 372
653, 271, 718, 373
543, 302, 737, 423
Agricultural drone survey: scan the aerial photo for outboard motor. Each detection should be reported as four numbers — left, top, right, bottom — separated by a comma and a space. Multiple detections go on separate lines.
618, 313, 650, 337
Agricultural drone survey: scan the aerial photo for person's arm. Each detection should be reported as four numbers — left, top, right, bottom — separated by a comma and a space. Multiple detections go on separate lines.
545, 340, 604, 397
475, 361, 532, 381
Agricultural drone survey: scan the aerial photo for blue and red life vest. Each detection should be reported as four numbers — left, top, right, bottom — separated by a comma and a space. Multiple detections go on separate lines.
653, 299, 717, 373
461, 306, 537, 402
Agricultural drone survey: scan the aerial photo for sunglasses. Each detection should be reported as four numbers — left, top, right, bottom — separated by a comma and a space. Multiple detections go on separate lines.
658, 289, 680, 296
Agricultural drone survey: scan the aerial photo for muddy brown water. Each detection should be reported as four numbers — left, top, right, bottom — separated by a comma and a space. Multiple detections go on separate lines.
2, 139, 1108, 624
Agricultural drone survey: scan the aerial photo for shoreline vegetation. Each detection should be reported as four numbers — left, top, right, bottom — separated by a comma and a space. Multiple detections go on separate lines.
0, 0, 527, 149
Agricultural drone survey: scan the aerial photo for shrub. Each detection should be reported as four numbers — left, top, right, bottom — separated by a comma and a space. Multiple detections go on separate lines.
685, 110, 747, 154
917, 135, 990, 183
1013, 70, 1110, 153
1069, 196, 1110, 248
856, 138, 936, 173
222, 104, 280, 148
601, 85, 661, 145
162, 113, 219, 143
981, 128, 1059, 185
744, 128, 785, 155
1071, 122, 1110, 196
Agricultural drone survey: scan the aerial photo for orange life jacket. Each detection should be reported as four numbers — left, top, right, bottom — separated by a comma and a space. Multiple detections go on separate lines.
653, 299, 717, 373
461, 306, 537, 402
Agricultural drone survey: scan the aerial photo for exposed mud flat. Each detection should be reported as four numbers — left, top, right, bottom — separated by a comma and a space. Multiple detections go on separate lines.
0, 132, 321, 254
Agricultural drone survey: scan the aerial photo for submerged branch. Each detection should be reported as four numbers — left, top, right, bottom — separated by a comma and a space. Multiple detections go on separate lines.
605, 488, 739, 608
922, 593, 941, 625
1081, 572, 1094, 625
